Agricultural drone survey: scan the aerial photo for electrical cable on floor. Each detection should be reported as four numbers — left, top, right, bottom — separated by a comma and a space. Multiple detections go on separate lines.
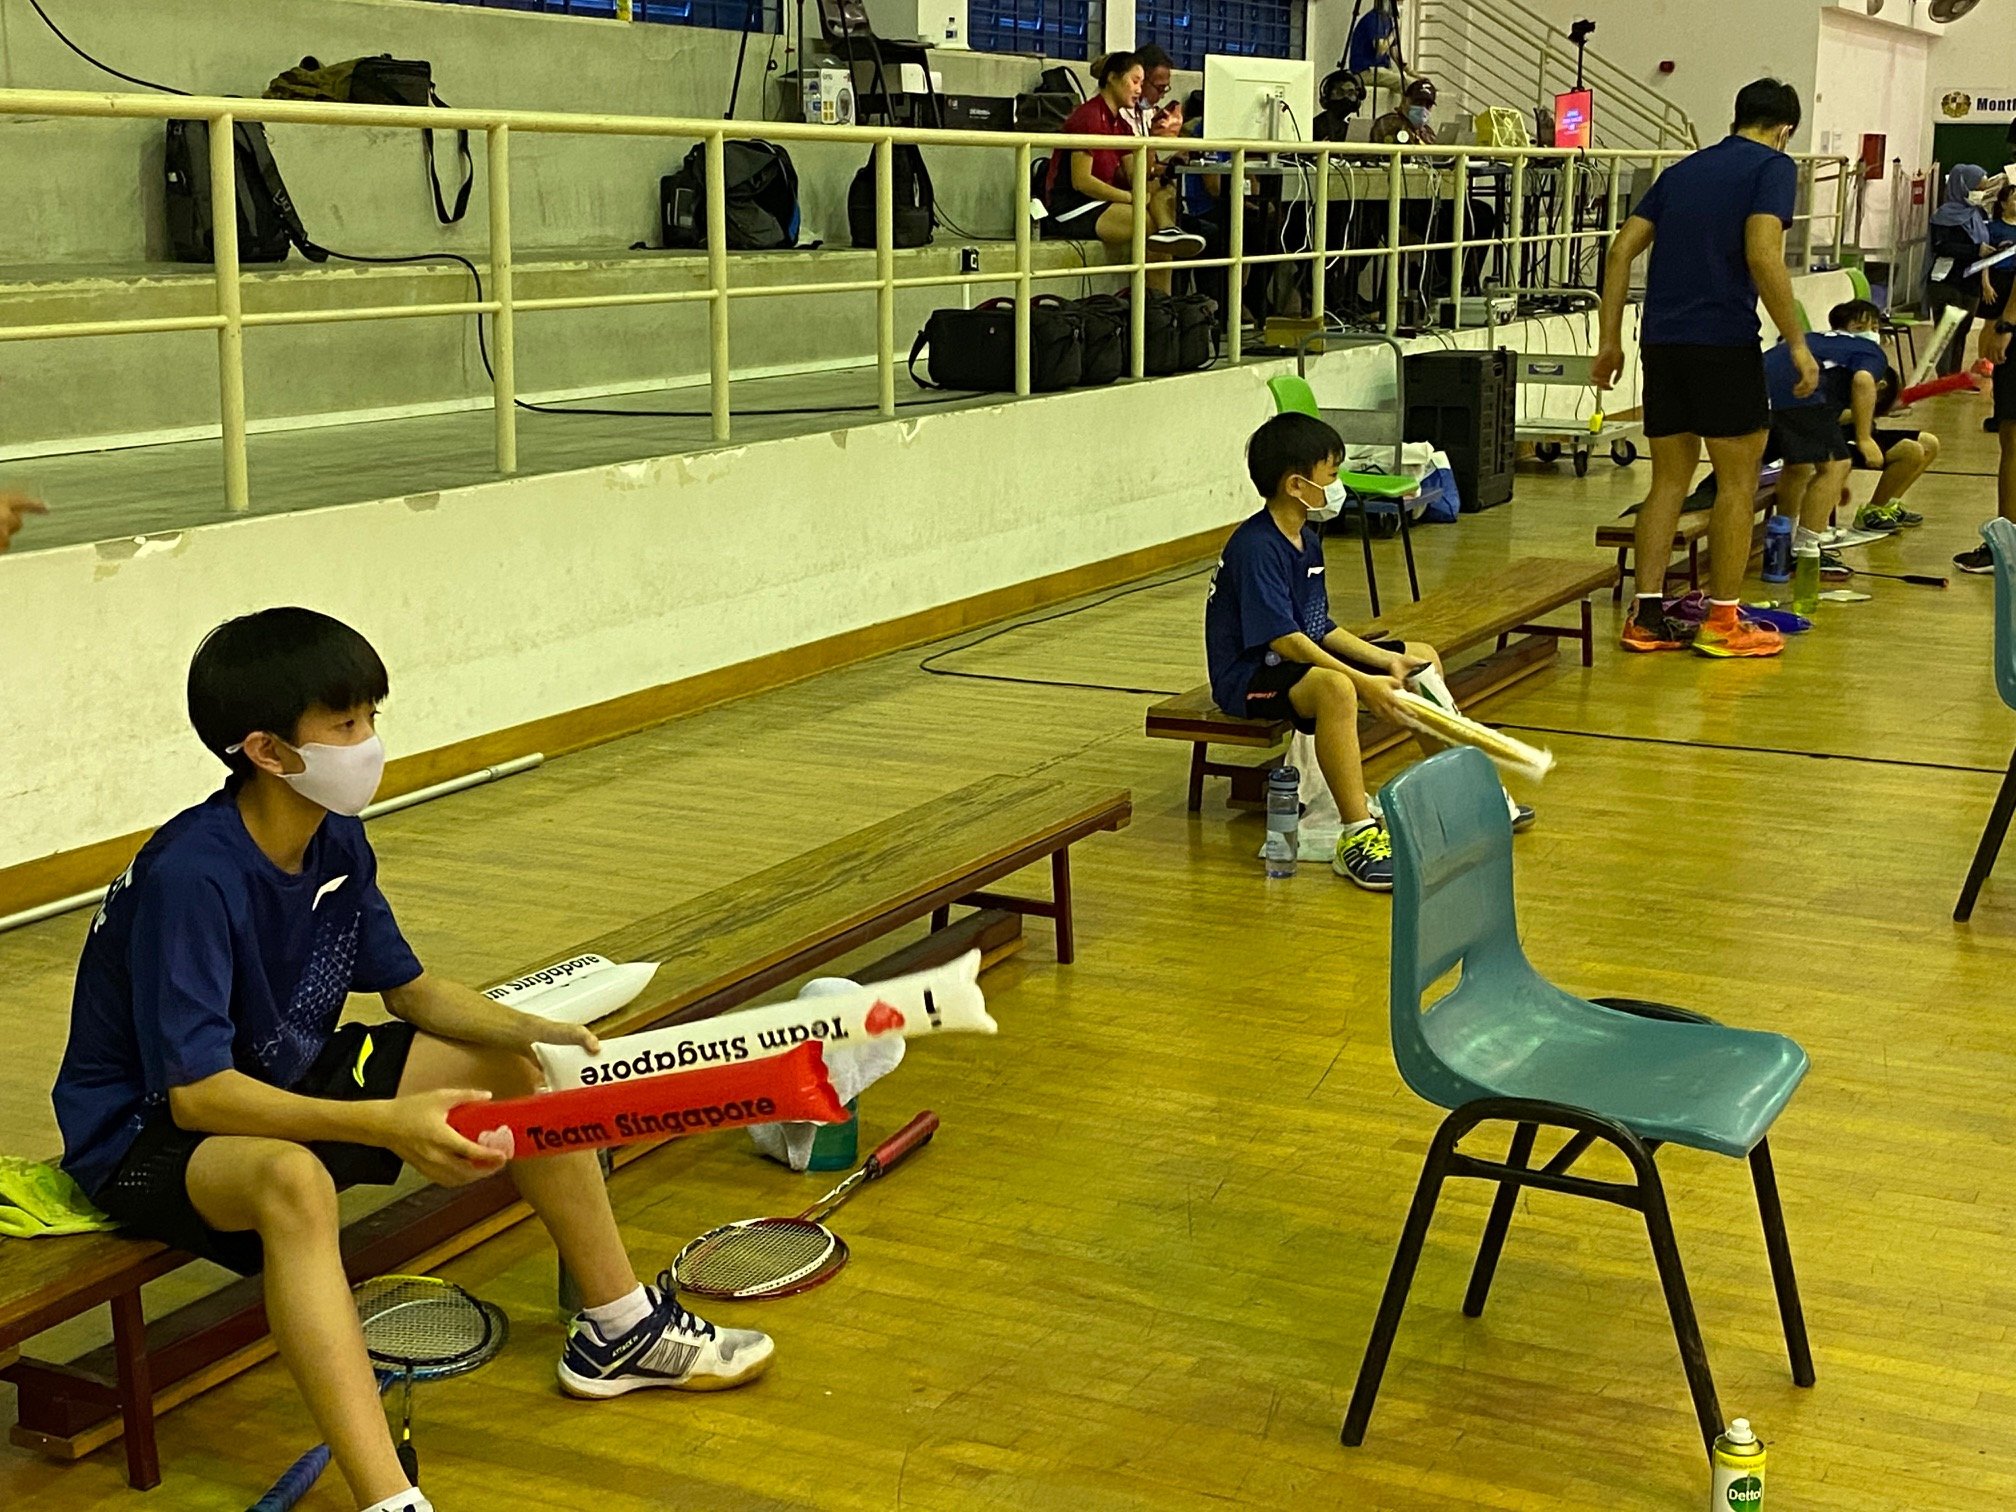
1493, 722, 2011, 777
917, 563, 1214, 696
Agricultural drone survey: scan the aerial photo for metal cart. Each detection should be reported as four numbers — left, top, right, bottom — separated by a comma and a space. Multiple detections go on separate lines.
1513, 350, 1641, 476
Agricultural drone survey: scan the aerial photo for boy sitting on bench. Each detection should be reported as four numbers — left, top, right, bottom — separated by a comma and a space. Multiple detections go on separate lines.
1827, 300, 1941, 533
52, 609, 774, 1512
1203, 414, 1532, 892
1765, 310, 1886, 592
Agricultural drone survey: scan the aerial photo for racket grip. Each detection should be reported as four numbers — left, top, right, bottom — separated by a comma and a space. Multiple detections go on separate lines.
247, 1445, 330, 1511
866, 1111, 939, 1176
1905, 574, 1949, 587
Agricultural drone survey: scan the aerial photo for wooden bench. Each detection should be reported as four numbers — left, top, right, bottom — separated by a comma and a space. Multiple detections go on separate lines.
0, 774, 1130, 1490
1146, 556, 1612, 812
1595, 468, 1783, 602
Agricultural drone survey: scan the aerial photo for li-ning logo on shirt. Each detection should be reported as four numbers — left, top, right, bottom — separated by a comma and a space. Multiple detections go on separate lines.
1307, 565, 1326, 579
313, 874, 350, 912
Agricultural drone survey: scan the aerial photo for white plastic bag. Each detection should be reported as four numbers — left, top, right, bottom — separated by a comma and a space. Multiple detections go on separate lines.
747, 978, 906, 1171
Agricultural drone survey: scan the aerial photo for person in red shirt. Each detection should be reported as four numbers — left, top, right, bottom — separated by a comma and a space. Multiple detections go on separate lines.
1043, 51, 1203, 287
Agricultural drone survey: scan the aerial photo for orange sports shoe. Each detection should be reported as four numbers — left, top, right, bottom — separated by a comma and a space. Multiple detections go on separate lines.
1621, 606, 1686, 652
1691, 609, 1783, 659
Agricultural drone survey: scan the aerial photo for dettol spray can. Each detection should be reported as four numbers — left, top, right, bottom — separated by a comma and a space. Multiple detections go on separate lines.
1711, 1418, 1766, 1511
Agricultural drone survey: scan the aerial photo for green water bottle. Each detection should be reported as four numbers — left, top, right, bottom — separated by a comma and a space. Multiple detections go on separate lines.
1791, 530, 1821, 617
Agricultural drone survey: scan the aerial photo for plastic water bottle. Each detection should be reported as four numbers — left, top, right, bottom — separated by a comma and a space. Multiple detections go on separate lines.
1264, 766, 1300, 879
1761, 515, 1793, 583
1710, 1418, 1766, 1510
1792, 535, 1821, 617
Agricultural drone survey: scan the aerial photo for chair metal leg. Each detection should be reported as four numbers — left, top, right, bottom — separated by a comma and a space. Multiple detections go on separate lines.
1748, 1139, 1815, 1387
1632, 1152, 1724, 1457
1399, 503, 1421, 603
1954, 743, 2016, 921
1461, 1121, 1537, 1318
1356, 500, 1382, 619
1341, 1123, 1458, 1446
1051, 847, 1075, 965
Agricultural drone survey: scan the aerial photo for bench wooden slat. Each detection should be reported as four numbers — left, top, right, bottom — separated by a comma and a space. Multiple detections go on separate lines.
1363, 557, 1615, 647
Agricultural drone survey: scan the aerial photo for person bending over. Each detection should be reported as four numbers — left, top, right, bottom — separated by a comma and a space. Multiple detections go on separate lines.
1202, 414, 1533, 893
1825, 301, 1939, 532
1044, 51, 1203, 286
1765, 324, 1883, 605
53, 609, 773, 1512
1595, 78, 1816, 659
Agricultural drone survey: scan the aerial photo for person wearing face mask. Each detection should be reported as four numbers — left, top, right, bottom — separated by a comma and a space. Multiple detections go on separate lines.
1203, 415, 1532, 892
1761, 309, 1886, 592
1824, 300, 1940, 533
1595, 78, 1815, 659
1044, 50, 1203, 280
52, 608, 775, 1512
1370, 77, 1438, 146
1927, 164, 1997, 378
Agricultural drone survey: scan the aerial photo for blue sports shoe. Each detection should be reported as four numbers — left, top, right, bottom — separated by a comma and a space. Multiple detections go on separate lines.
557, 1275, 774, 1398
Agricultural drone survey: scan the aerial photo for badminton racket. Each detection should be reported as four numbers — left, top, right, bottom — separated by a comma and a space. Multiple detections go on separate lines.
670, 1111, 939, 1300
1386, 687, 1556, 781
245, 1275, 507, 1510
1840, 566, 1948, 588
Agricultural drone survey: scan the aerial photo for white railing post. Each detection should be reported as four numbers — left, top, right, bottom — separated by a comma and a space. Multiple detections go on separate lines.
1451, 152, 1470, 330
1384, 150, 1404, 336
1798, 157, 1817, 271
1508, 154, 1527, 302
1130, 142, 1149, 377
1311, 146, 1330, 334
705, 131, 731, 441
487, 124, 517, 476
1228, 147, 1247, 363
875, 135, 895, 418
1834, 158, 1851, 265
1014, 141, 1032, 397
208, 113, 249, 513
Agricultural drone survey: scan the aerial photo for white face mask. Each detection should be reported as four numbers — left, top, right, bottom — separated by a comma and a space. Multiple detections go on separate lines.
1299, 475, 1349, 522
276, 733, 386, 816
1843, 329, 1881, 344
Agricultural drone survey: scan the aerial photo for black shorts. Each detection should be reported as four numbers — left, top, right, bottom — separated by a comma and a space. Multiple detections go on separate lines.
1240, 637, 1407, 733
1042, 186, 1108, 240
90, 1021, 416, 1275
1997, 361, 2016, 425
1642, 343, 1770, 440
1769, 405, 1850, 465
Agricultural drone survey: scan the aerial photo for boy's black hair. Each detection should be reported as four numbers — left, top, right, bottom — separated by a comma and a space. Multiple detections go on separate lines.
1247, 412, 1346, 499
1830, 298, 1884, 330
188, 607, 388, 784
1134, 43, 1174, 74
1732, 79, 1801, 134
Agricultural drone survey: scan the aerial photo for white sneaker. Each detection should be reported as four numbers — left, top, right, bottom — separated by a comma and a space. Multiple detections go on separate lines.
557, 1278, 774, 1397
1148, 227, 1206, 256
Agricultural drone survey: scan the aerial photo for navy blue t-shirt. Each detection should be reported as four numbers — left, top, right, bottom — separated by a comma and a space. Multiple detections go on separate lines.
1633, 135, 1798, 347
1204, 510, 1336, 712
1766, 331, 1885, 411
1347, 10, 1398, 74
54, 789, 423, 1196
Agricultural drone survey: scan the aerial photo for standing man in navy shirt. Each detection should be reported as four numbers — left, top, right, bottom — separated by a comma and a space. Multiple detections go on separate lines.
1595, 79, 1818, 658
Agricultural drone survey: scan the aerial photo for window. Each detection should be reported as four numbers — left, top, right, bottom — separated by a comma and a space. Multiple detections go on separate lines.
424, 0, 781, 34
966, 0, 1096, 59
1135, 0, 1302, 72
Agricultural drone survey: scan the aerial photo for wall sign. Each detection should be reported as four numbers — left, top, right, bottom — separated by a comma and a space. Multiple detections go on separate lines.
1941, 91, 2016, 122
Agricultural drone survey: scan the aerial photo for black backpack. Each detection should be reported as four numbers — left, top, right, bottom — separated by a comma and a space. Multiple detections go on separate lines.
908, 296, 1082, 392
163, 119, 326, 265
662, 139, 802, 250
264, 55, 473, 225
849, 144, 936, 249
1073, 294, 1128, 386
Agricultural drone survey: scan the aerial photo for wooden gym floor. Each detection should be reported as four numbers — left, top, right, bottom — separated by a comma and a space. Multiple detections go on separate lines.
4, 388, 2016, 1510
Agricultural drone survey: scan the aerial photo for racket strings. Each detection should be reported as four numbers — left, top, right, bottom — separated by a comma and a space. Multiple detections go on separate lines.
676, 1220, 838, 1296
356, 1278, 500, 1374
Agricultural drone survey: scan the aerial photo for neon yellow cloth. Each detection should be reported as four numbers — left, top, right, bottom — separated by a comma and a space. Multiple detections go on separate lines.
0, 1156, 117, 1238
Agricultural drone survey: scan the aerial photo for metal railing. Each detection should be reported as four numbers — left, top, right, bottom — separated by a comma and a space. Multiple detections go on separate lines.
1416, 0, 1698, 152
0, 88, 1842, 513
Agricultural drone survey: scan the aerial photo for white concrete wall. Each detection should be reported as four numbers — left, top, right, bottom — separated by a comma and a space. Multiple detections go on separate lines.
1924, 0, 2016, 123
0, 0, 1075, 263
1813, 8, 1932, 255
0, 362, 1274, 869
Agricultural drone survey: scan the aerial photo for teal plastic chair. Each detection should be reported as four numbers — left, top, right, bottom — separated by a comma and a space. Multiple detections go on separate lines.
1956, 517, 2016, 919
1265, 374, 1421, 615
1341, 748, 1814, 1457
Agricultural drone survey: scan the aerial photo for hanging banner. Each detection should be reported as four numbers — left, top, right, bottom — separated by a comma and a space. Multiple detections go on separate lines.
1940, 91, 2016, 124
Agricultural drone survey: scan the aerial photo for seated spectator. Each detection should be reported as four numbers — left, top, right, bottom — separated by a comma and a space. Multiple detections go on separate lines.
1829, 301, 1940, 531
1124, 43, 1183, 138
1313, 70, 1368, 143
1044, 52, 1204, 284
1765, 313, 1886, 573
1, 487, 45, 554
1371, 78, 1439, 146
1179, 91, 1272, 329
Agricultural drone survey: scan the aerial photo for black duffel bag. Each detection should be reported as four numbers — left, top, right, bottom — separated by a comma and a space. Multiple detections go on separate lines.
907, 296, 1082, 392
1137, 291, 1183, 376
1168, 290, 1221, 371
1073, 294, 1127, 386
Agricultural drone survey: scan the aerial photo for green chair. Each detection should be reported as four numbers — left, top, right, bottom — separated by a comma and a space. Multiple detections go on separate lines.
1265, 375, 1421, 615
1955, 517, 2016, 919
1341, 748, 1814, 1457
1838, 266, 1918, 376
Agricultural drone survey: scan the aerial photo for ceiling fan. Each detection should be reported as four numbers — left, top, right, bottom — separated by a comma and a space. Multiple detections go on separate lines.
1928, 0, 1982, 22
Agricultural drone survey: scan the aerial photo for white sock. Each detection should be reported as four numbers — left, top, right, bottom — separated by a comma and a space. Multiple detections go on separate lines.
361, 1491, 433, 1512
583, 1284, 652, 1338
1342, 817, 1376, 835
